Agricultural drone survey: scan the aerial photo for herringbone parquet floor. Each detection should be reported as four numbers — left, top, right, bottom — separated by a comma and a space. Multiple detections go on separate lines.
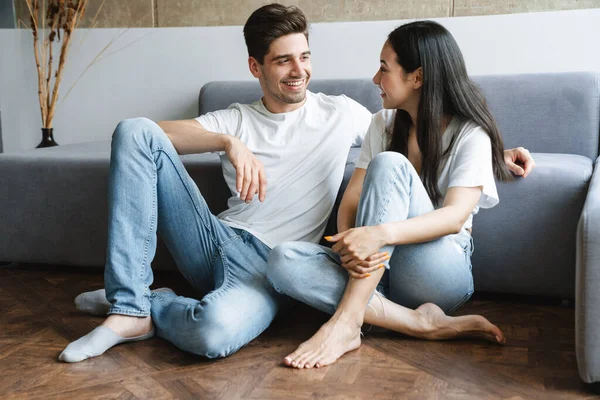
0, 263, 597, 399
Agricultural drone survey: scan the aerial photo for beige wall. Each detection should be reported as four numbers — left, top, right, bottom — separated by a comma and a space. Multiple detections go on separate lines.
13, 0, 600, 28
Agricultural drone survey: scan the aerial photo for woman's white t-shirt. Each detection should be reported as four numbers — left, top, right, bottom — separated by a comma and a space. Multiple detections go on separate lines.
355, 109, 499, 231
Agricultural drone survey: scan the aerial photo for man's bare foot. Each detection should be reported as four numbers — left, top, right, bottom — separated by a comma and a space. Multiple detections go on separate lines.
414, 303, 505, 344
283, 314, 362, 369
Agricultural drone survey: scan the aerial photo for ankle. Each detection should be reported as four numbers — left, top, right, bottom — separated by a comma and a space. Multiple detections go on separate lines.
332, 310, 364, 329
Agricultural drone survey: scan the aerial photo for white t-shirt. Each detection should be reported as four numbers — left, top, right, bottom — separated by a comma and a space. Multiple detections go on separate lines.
356, 109, 498, 231
196, 91, 372, 248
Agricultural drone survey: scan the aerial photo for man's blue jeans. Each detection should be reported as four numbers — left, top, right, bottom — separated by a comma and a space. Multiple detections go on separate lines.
105, 117, 287, 358
267, 152, 475, 315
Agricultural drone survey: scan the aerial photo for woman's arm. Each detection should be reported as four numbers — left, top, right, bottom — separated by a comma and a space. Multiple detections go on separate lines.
329, 186, 482, 273
336, 168, 367, 233
379, 185, 482, 246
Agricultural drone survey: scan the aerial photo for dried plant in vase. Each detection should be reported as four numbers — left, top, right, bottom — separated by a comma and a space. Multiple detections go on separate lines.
26, 0, 88, 148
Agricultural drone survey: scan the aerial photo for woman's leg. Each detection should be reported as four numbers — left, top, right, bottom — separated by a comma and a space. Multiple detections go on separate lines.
268, 152, 503, 368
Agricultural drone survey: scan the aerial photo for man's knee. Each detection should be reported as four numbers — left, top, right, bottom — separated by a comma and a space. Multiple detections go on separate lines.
178, 314, 240, 359
266, 242, 306, 294
112, 117, 163, 145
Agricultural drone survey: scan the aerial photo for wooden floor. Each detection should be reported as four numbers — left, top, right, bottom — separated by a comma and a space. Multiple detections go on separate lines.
0, 263, 597, 400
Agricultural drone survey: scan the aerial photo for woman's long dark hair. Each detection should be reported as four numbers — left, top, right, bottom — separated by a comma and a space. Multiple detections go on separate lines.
386, 21, 512, 204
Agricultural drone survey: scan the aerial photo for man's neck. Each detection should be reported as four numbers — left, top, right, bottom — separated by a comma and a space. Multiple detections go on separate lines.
261, 96, 307, 114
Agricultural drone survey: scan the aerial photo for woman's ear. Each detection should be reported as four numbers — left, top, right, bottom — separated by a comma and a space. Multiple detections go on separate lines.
413, 67, 423, 89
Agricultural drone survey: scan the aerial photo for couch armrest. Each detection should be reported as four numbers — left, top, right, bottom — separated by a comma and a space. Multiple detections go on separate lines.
577, 156, 600, 383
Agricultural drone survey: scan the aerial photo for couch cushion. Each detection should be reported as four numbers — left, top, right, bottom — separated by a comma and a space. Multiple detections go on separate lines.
0, 141, 229, 268
199, 79, 383, 115
471, 153, 593, 297
473, 72, 600, 159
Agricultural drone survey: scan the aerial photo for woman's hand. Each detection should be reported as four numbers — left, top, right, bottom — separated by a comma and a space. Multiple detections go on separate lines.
504, 147, 535, 178
326, 226, 390, 279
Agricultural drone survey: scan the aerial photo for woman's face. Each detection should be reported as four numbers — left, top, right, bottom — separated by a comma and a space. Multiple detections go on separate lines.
372, 41, 421, 110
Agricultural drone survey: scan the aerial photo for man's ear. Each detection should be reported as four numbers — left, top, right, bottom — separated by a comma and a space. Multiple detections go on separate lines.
413, 67, 423, 89
248, 57, 261, 78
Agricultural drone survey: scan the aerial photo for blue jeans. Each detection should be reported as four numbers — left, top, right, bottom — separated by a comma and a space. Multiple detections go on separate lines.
267, 152, 475, 315
104, 118, 288, 358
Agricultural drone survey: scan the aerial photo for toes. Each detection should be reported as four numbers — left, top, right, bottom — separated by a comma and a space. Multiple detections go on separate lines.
283, 356, 294, 366
295, 350, 317, 369
304, 350, 324, 369
284, 347, 305, 368
316, 354, 338, 368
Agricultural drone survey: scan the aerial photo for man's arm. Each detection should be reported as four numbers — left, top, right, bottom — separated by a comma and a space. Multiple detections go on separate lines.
157, 119, 267, 203
157, 119, 232, 155
504, 147, 535, 178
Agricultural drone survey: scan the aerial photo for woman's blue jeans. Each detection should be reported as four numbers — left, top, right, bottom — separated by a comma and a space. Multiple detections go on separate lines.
267, 152, 475, 316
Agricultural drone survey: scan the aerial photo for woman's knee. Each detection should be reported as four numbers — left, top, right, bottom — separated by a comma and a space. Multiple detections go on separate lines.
369, 152, 410, 172
363, 152, 413, 187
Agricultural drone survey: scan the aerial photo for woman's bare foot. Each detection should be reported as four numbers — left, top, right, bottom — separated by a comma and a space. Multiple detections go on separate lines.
413, 303, 505, 344
283, 314, 362, 369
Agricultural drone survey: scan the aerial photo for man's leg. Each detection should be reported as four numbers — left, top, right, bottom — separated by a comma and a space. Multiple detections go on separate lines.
60, 118, 236, 362
151, 229, 289, 358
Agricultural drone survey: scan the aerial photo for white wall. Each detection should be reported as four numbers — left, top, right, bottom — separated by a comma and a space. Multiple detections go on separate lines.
1, 8, 599, 152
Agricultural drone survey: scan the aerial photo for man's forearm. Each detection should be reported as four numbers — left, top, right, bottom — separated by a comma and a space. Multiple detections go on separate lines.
158, 120, 233, 155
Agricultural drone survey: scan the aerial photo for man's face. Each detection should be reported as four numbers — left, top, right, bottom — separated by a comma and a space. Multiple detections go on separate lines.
250, 33, 312, 112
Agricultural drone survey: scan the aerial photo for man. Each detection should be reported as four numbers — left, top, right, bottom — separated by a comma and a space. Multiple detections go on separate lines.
59, 4, 535, 363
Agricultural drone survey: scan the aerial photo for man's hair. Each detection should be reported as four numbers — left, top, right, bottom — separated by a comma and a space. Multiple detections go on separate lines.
243, 4, 309, 64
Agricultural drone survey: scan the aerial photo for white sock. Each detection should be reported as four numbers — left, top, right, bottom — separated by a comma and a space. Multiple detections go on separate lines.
74, 289, 111, 316
58, 326, 155, 363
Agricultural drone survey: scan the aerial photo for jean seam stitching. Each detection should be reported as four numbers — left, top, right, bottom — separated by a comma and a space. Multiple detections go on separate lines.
139, 159, 157, 314
371, 162, 406, 227
151, 147, 226, 250
201, 241, 238, 304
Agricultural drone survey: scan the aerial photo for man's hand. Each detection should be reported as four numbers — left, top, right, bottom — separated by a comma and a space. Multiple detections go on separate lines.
504, 147, 535, 178
326, 226, 390, 279
225, 137, 267, 202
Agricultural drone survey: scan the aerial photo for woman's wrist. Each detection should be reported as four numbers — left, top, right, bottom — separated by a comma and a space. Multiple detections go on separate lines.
377, 223, 395, 247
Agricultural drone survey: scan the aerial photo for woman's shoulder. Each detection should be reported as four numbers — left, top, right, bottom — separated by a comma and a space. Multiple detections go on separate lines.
454, 119, 490, 141
373, 109, 396, 124
369, 109, 396, 136
450, 118, 492, 154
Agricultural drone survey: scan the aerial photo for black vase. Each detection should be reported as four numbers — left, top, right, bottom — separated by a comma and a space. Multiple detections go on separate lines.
37, 128, 58, 148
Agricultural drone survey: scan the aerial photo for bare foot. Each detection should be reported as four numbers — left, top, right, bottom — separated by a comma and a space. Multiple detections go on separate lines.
102, 314, 153, 338
414, 303, 505, 344
283, 314, 362, 369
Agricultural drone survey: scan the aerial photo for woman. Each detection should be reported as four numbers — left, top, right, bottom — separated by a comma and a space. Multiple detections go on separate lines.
267, 20, 519, 369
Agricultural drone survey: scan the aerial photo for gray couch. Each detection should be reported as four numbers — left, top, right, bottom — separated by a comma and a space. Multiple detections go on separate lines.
0, 72, 599, 383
